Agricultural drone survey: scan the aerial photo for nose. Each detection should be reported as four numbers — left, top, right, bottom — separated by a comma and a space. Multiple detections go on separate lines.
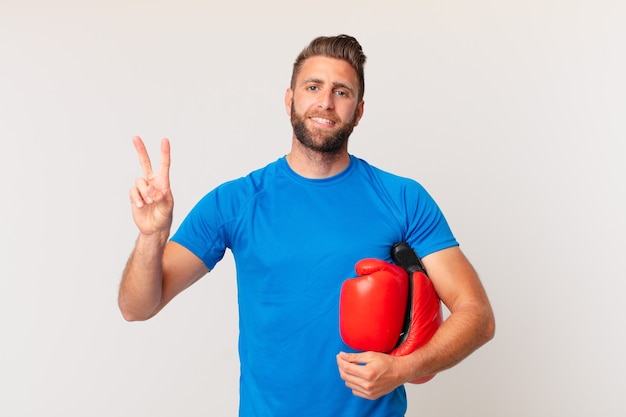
317, 89, 335, 110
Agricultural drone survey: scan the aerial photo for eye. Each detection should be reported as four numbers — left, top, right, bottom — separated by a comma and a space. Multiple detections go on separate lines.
307, 85, 319, 92
335, 90, 348, 97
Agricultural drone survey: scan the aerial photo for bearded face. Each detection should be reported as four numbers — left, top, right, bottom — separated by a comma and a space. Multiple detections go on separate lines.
290, 100, 359, 154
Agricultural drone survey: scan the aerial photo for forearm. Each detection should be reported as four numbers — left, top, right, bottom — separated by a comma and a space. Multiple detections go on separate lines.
118, 231, 170, 321
403, 301, 495, 381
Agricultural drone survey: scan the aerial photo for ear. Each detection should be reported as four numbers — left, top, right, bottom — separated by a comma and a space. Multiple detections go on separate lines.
354, 100, 365, 127
284, 88, 294, 116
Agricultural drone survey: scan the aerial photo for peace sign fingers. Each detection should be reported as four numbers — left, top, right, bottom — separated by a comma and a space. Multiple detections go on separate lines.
129, 136, 174, 235
132, 135, 171, 189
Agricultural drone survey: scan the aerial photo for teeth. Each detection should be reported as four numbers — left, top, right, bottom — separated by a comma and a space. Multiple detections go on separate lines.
311, 117, 334, 125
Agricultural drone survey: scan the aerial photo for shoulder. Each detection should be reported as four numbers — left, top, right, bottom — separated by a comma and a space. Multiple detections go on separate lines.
207, 157, 285, 200
350, 155, 429, 197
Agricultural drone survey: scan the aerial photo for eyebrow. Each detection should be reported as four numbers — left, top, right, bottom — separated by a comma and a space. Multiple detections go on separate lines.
302, 77, 356, 94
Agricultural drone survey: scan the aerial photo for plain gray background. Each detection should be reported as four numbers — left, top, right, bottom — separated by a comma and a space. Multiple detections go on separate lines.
1, 1, 624, 416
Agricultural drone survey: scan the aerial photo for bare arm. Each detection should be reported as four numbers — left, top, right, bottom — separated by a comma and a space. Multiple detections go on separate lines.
118, 136, 209, 321
403, 246, 495, 376
120, 239, 208, 321
337, 246, 495, 399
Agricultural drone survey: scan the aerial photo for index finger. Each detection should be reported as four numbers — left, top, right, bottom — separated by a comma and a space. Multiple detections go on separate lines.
132, 135, 154, 177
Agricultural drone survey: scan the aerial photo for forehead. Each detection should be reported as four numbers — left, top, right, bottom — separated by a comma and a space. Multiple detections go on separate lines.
295, 56, 358, 88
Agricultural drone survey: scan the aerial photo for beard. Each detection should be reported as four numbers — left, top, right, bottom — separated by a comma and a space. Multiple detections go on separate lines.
291, 102, 358, 154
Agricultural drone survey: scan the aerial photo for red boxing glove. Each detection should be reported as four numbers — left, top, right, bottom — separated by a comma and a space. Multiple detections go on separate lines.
339, 244, 443, 384
388, 268, 442, 383
339, 259, 409, 353
389, 242, 443, 384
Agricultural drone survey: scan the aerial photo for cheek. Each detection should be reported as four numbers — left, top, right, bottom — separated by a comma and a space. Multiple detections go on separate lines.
290, 96, 309, 117
342, 105, 359, 124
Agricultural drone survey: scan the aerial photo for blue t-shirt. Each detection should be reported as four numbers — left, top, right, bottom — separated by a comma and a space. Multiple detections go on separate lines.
171, 155, 458, 417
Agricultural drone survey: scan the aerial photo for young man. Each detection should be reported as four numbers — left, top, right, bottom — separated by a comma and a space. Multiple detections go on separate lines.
119, 34, 495, 417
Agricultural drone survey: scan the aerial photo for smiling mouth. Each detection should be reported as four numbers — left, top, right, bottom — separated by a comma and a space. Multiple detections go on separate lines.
309, 116, 336, 126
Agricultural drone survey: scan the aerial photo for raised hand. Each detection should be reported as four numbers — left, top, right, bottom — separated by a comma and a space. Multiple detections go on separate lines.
129, 136, 174, 236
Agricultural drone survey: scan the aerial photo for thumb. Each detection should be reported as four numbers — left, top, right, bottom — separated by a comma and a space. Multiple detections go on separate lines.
355, 259, 406, 277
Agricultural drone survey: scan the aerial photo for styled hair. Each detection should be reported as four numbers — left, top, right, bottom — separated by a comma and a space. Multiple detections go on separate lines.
291, 34, 367, 102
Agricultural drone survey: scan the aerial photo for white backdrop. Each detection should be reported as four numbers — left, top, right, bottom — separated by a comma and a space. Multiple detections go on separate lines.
1, 1, 625, 416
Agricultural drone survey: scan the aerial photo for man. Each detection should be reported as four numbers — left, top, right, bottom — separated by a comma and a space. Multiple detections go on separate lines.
119, 34, 495, 417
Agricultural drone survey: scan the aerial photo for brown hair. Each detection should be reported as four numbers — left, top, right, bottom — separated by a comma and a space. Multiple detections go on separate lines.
291, 34, 367, 102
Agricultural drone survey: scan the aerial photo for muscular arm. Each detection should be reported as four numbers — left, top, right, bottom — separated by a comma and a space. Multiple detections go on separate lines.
337, 246, 495, 399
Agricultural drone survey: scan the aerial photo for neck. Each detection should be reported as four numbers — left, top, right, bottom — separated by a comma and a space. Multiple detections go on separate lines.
286, 137, 350, 179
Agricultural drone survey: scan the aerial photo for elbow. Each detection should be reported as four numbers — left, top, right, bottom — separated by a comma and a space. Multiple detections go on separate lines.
119, 308, 155, 322
480, 306, 496, 344
118, 297, 156, 322
119, 309, 150, 322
